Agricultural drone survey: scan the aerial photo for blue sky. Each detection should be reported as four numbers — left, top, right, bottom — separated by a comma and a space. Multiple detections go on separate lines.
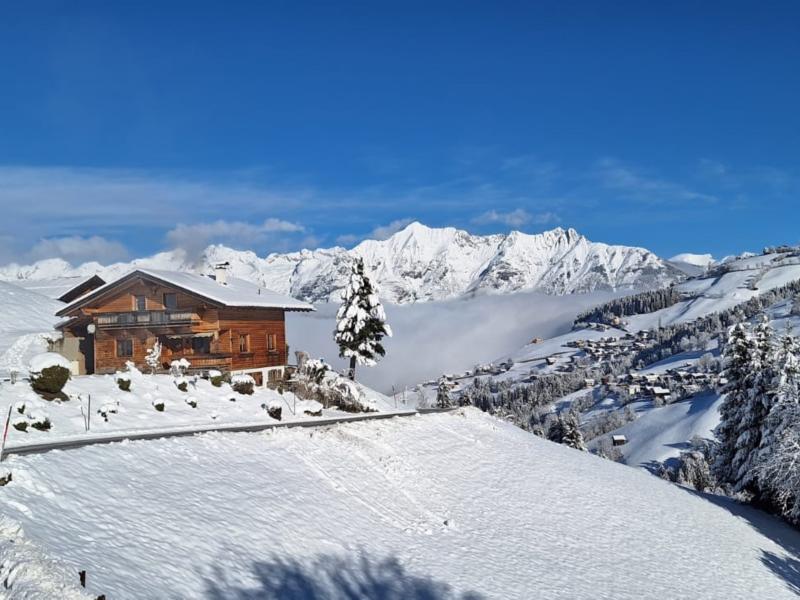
0, 1, 798, 265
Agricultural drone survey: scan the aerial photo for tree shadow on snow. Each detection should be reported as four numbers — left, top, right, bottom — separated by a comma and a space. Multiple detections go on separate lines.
761, 551, 800, 596
204, 552, 485, 600
680, 487, 800, 595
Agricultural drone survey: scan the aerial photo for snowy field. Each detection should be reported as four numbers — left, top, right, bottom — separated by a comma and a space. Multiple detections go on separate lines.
288, 289, 616, 394
2, 409, 799, 599
0, 367, 401, 450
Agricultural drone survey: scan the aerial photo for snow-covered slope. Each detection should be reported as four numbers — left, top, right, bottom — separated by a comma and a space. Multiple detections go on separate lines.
2, 409, 799, 599
0, 223, 682, 303
0, 282, 62, 376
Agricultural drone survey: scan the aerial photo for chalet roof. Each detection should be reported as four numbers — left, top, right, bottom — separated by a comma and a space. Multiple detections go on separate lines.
56, 268, 314, 316
14, 274, 105, 302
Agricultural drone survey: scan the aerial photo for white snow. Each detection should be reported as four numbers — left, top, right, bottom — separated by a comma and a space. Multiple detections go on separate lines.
0, 282, 62, 377
0, 518, 91, 599
612, 393, 723, 468
0, 369, 399, 449
669, 253, 715, 267
28, 352, 73, 374
1, 409, 798, 598
59, 267, 314, 316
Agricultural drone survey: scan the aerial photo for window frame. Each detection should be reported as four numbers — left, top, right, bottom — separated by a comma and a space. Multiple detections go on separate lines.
163, 292, 178, 310
133, 295, 147, 311
267, 332, 277, 353
238, 333, 251, 354
116, 338, 134, 358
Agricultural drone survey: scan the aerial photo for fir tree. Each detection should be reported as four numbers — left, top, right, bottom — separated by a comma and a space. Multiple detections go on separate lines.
713, 323, 757, 489
436, 377, 453, 409
334, 258, 392, 380
733, 315, 776, 493
561, 411, 586, 451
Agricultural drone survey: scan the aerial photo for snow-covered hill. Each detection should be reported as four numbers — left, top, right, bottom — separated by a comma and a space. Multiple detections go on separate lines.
2, 409, 799, 599
0, 223, 683, 303
0, 282, 62, 376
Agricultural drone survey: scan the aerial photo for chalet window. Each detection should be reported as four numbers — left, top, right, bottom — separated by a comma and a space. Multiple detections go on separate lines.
117, 338, 133, 357
267, 333, 277, 352
238, 334, 250, 353
191, 336, 211, 354
134, 295, 147, 311
163, 293, 178, 310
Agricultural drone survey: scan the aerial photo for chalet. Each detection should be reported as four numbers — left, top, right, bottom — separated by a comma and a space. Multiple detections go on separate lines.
611, 434, 628, 446
52, 266, 314, 385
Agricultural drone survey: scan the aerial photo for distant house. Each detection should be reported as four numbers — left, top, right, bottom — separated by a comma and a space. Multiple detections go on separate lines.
545, 356, 558, 365
52, 266, 314, 384
611, 434, 628, 446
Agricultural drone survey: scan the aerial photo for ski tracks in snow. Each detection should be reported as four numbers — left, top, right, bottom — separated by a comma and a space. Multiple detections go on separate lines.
288, 422, 449, 536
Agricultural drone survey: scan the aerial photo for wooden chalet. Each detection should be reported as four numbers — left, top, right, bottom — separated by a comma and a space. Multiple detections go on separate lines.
53, 265, 314, 384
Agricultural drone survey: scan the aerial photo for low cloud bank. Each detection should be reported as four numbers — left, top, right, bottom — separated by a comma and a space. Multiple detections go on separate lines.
287, 290, 616, 394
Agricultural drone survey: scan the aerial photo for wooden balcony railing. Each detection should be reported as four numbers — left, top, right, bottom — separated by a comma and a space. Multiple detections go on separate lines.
95, 310, 197, 329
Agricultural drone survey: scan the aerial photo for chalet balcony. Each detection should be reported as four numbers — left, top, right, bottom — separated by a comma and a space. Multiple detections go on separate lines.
94, 310, 198, 329
173, 354, 233, 371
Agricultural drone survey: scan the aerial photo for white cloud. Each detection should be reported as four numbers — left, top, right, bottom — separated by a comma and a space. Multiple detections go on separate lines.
287, 289, 615, 394
334, 218, 415, 247
29, 236, 129, 264
335, 234, 360, 247
369, 218, 414, 241
472, 208, 559, 228
165, 219, 305, 258
595, 158, 718, 204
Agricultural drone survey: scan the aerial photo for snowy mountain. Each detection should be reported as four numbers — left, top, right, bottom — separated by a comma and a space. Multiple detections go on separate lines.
0, 223, 683, 303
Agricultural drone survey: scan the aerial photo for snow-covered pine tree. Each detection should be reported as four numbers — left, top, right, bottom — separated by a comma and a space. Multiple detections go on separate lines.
144, 339, 162, 374
759, 335, 800, 458
756, 334, 800, 515
713, 323, 757, 489
435, 377, 453, 409
561, 411, 586, 451
334, 258, 392, 380
732, 315, 777, 494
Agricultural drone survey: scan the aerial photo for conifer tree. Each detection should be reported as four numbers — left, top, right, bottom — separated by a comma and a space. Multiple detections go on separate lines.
334, 258, 392, 380
713, 323, 757, 489
561, 411, 587, 451
436, 377, 453, 409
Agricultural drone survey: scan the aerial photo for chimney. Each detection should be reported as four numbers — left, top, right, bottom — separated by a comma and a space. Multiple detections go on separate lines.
213, 262, 230, 285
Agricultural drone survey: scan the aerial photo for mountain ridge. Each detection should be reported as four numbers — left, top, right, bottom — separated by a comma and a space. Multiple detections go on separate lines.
0, 222, 683, 303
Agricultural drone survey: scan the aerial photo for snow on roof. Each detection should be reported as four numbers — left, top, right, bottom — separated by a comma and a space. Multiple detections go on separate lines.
57, 268, 314, 315
15, 276, 100, 301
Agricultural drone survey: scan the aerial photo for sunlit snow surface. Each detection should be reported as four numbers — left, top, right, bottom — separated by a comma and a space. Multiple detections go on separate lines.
2, 410, 799, 599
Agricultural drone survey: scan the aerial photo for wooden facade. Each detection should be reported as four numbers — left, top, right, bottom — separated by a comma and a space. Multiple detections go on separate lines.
54, 270, 312, 378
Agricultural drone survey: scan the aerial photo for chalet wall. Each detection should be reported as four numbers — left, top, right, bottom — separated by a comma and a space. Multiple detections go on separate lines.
218, 308, 287, 371
94, 328, 154, 374
83, 280, 210, 315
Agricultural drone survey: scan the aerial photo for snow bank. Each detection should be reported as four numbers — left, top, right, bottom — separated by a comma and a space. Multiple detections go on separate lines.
28, 352, 72, 374
0, 518, 92, 599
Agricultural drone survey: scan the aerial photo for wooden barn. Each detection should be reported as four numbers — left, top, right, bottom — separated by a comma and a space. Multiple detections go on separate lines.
52, 265, 314, 384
